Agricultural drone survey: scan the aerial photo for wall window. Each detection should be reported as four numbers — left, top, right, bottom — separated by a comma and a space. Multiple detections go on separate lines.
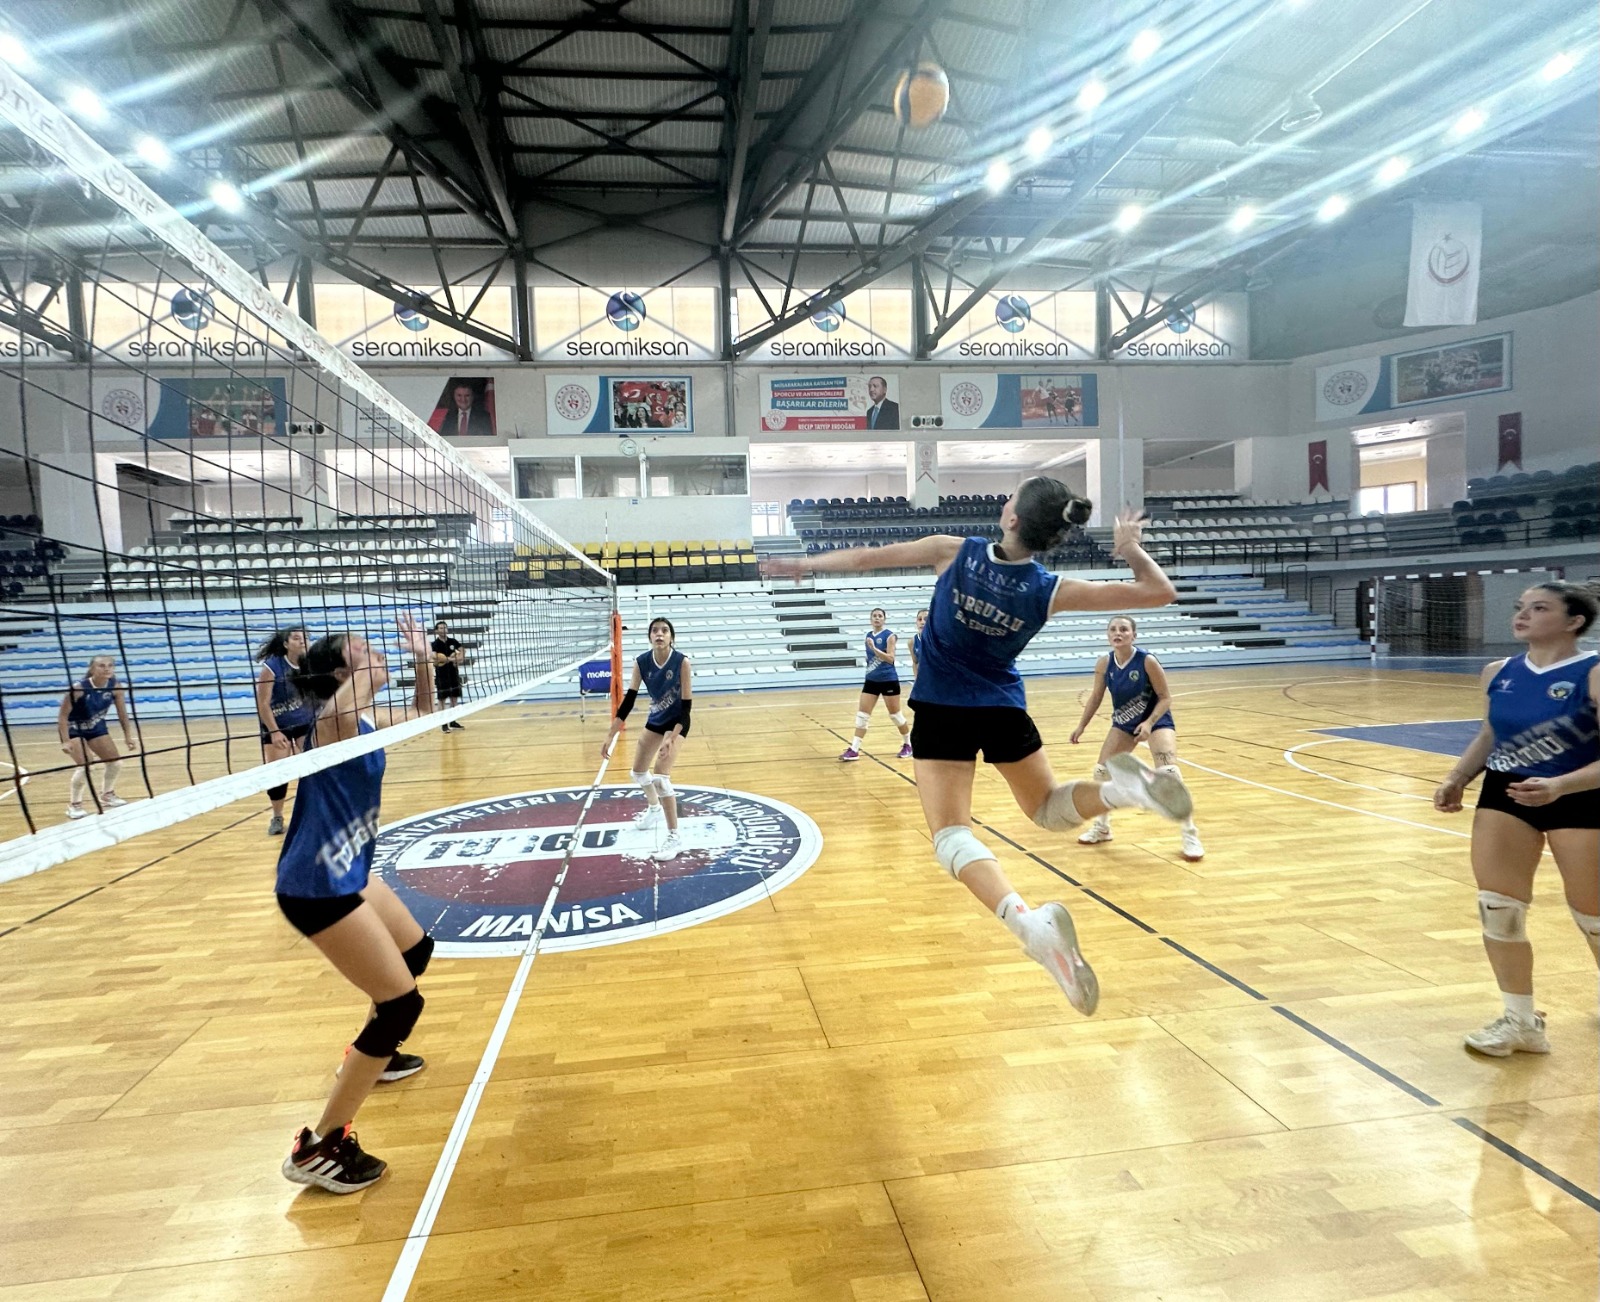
751, 501, 782, 537
515, 457, 577, 499
1358, 483, 1417, 515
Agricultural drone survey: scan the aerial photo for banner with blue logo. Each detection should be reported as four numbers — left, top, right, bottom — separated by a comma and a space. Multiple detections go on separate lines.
1314, 332, 1511, 423
939, 372, 1099, 429
136, 375, 290, 440
533, 286, 717, 361
929, 289, 1096, 360
546, 373, 694, 434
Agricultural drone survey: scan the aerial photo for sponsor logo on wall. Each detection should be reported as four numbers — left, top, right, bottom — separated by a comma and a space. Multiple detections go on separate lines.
939, 372, 1100, 429
546, 374, 694, 434
1313, 332, 1511, 422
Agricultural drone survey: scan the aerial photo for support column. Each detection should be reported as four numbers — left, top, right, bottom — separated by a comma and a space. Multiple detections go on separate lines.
907, 440, 939, 507
1081, 436, 1143, 526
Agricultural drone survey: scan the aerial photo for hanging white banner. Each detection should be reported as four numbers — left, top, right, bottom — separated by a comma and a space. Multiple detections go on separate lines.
1404, 202, 1481, 328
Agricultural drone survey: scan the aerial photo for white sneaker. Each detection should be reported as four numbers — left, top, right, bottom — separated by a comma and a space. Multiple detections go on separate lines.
632, 805, 662, 830
1180, 823, 1204, 861
1077, 817, 1112, 845
1464, 1012, 1549, 1058
1105, 753, 1193, 823
653, 831, 683, 861
101, 793, 128, 809
1019, 903, 1099, 1016
65, 803, 86, 820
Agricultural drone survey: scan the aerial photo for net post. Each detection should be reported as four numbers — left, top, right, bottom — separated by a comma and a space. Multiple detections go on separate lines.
609, 603, 623, 719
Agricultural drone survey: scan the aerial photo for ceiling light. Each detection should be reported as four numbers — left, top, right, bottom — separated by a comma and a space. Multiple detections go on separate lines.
1541, 51, 1575, 80
1129, 29, 1162, 62
1024, 125, 1052, 161
65, 86, 107, 122
1316, 194, 1348, 222
0, 33, 31, 70
1375, 155, 1409, 187
1449, 107, 1486, 138
208, 180, 245, 213
1115, 203, 1144, 233
134, 135, 171, 169
1076, 78, 1107, 112
984, 158, 1012, 194
1228, 204, 1257, 232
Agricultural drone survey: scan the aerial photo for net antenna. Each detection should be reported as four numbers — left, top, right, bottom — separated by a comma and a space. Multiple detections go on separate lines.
0, 63, 613, 881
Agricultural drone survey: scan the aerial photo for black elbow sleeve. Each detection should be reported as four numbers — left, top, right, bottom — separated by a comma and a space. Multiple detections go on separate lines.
678, 698, 692, 726
615, 688, 638, 721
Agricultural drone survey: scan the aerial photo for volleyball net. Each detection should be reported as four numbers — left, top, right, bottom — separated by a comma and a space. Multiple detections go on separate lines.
0, 65, 613, 876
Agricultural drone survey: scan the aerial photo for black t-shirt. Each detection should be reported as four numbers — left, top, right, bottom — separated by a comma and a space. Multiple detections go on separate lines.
432, 636, 462, 665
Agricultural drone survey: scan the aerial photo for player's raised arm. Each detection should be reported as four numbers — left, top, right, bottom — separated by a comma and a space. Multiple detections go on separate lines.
1051, 511, 1177, 615
763, 534, 964, 580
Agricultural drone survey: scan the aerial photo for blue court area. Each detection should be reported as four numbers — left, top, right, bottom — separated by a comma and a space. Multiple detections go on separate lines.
1315, 719, 1480, 757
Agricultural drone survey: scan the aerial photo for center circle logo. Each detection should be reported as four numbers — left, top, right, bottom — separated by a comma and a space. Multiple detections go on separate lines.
606, 291, 647, 332
553, 383, 593, 421
810, 301, 846, 332
948, 381, 984, 417
372, 785, 823, 956
995, 294, 1031, 334
170, 288, 215, 331
394, 302, 430, 332
1322, 369, 1370, 407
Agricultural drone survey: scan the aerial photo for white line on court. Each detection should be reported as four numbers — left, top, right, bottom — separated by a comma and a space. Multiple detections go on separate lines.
1281, 739, 1438, 803
382, 736, 621, 1301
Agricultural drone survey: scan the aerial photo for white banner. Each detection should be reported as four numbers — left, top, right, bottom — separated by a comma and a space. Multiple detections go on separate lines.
1313, 356, 1383, 422
1404, 202, 1481, 327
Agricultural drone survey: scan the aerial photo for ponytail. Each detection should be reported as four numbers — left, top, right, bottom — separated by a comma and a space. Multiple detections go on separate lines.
293, 633, 349, 704
1013, 477, 1092, 553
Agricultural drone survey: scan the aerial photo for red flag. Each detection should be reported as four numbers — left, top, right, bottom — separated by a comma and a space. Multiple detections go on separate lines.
1308, 440, 1329, 492
1497, 413, 1522, 470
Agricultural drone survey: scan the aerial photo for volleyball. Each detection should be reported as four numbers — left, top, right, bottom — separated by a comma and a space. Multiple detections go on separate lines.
892, 61, 949, 129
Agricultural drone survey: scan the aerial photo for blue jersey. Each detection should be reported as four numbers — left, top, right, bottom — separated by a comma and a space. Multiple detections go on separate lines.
67, 676, 116, 736
911, 631, 924, 668
865, 628, 899, 682
1485, 651, 1599, 779
636, 649, 686, 725
910, 537, 1060, 709
275, 718, 386, 898
263, 655, 315, 731
1106, 647, 1175, 733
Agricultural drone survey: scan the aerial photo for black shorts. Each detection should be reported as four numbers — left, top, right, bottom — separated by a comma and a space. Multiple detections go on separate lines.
434, 663, 463, 698
644, 713, 691, 739
861, 678, 903, 697
908, 699, 1043, 765
260, 721, 314, 747
277, 891, 364, 937
1477, 770, 1600, 833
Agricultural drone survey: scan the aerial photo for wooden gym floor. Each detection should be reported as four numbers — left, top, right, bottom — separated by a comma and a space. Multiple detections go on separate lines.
0, 664, 1594, 1300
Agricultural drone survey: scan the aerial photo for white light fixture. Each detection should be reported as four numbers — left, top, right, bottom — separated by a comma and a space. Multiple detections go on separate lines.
0, 33, 31, 70
208, 180, 245, 213
1024, 125, 1052, 161
1449, 107, 1486, 139
1115, 203, 1144, 233
134, 135, 171, 169
1316, 194, 1349, 222
1541, 51, 1575, 81
1076, 78, 1107, 112
984, 158, 1012, 194
1228, 204, 1257, 232
1129, 28, 1162, 62
65, 86, 107, 122
1375, 155, 1409, 187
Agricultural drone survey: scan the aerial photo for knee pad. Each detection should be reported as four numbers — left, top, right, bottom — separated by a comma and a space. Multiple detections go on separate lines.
1090, 763, 1110, 782
403, 934, 435, 978
631, 770, 655, 798
854, 711, 872, 731
889, 712, 908, 728
1032, 782, 1085, 831
932, 825, 994, 880
652, 774, 676, 800
352, 987, 424, 1058
101, 759, 122, 789
1478, 890, 1529, 943
1569, 907, 1600, 948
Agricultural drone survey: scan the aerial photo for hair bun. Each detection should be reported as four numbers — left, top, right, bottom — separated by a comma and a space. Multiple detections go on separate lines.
1062, 496, 1093, 527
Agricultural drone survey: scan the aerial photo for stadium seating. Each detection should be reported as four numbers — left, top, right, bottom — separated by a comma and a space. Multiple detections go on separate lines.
787, 495, 1105, 567
508, 539, 759, 588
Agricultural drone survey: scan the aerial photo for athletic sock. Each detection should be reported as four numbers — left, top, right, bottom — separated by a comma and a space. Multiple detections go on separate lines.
1502, 992, 1537, 1023
995, 892, 1030, 938
846, 737, 861, 752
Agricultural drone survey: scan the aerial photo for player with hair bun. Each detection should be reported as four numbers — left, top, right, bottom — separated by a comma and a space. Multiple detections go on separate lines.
766, 478, 1192, 1016
605, 616, 693, 861
840, 607, 913, 761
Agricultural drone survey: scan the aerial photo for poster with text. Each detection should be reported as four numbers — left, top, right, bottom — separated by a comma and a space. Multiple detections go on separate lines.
546, 374, 695, 434
760, 374, 901, 431
940, 373, 1099, 429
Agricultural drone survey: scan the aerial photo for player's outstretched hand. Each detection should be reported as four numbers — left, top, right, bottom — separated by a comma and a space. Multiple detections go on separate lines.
762, 557, 811, 580
396, 612, 430, 660
1111, 509, 1149, 558
1432, 777, 1466, 812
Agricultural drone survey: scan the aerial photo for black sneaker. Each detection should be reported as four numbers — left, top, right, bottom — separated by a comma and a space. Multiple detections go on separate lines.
380, 1051, 426, 1082
441, 725, 452, 734
449, 720, 465, 731
281, 1124, 387, 1194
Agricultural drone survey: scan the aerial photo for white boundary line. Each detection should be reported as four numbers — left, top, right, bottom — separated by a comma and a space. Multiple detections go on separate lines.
381, 736, 622, 1302
1282, 739, 1438, 803
0, 761, 31, 804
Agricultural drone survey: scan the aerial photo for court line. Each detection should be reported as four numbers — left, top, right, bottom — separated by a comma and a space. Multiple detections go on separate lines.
1281, 740, 1438, 803
382, 737, 622, 1302
802, 712, 1597, 1213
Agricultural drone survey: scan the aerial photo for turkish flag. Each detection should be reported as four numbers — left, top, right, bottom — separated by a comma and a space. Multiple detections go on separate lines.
1497, 413, 1522, 470
1309, 440, 1329, 492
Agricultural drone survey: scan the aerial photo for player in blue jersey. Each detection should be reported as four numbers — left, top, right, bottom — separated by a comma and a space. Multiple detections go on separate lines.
57, 654, 139, 820
766, 479, 1192, 1015
1434, 581, 1600, 1058
1070, 616, 1203, 860
605, 616, 693, 861
841, 608, 913, 761
277, 614, 436, 1194
910, 608, 929, 680
255, 626, 312, 836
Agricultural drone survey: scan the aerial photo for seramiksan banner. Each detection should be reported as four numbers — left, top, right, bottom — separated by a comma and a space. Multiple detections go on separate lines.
930, 290, 1095, 360
533, 286, 717, 361
737, 288, 912, 362
1112, 294, 1247, 361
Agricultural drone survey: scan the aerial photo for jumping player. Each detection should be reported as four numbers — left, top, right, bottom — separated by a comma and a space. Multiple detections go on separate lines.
1434, 581, 1599, 1057
841, 607, 913, 761
256, 626, 313, 836
1070, 616, 1203, 860
766, 480, 1192, 1015
277, 614, 436, 1193
58, 654, 139, 819
605, 616, 693, 861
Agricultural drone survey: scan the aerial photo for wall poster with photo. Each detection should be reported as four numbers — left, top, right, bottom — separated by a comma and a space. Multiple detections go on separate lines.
1391, 334, 1510, 408
610, 377, 691, 431
428, 376, 498, 438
